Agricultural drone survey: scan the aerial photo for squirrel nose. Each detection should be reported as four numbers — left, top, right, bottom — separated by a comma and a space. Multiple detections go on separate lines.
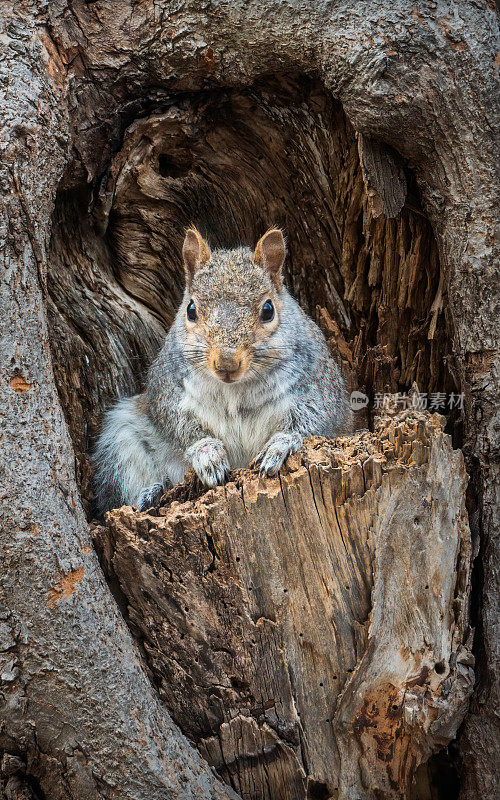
214, 357, 241, 374
213, 349, 241, 374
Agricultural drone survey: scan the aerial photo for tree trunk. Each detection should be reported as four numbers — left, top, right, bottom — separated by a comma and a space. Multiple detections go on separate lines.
0, 2, 497, 799
93, 406, 474, 800
0, 5, 237, 800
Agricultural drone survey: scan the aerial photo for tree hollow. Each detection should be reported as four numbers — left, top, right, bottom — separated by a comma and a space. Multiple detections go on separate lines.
47, 76, 458, 515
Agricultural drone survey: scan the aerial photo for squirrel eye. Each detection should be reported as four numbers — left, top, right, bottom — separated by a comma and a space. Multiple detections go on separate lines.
261, 299, 275, 323
186, 299, 197, 322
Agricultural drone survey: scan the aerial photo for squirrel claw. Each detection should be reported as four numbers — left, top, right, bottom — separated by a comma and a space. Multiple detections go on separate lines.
187, 437, 230, 488
254, 432, 303, 477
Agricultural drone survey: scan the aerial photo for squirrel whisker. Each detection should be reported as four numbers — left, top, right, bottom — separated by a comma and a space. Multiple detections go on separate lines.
249, 365, 274, 393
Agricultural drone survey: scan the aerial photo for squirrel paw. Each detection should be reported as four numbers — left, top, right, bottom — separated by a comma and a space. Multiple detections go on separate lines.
254, 432, 303, 477
137, 482, 164, 512
186, 437, 230, 488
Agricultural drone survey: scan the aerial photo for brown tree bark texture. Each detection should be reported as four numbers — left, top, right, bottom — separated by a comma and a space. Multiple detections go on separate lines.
94, 408, 474, 800
0, 4, 238, 800
0, 1, 497, 799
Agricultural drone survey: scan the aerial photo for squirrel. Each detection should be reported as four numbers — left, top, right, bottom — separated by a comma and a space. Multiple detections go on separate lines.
93, 227, 352, 515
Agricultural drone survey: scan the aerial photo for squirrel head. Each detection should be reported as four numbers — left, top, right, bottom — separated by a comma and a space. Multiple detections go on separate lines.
181, 227, 287, 384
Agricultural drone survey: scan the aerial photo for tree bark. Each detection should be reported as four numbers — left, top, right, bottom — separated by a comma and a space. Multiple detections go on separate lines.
0, 1, 497, 798
0, 5, 236, 799
93, 406, 473, 800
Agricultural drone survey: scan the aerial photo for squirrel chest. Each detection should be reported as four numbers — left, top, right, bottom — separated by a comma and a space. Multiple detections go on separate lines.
180, 376, 288, 467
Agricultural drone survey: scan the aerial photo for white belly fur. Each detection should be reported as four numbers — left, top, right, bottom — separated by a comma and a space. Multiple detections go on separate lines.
180, 377, 289, 467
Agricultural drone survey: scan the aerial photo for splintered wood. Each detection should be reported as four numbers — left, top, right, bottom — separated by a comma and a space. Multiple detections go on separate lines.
48, 80, 454, 515
93, 409, 473, 800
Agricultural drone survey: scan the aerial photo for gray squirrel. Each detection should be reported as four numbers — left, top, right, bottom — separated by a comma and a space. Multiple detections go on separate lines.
94, 227, 351, 515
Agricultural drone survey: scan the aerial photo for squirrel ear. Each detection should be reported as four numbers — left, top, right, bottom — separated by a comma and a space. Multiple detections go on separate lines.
182, 227, 211, 286
253, 228, 286, 288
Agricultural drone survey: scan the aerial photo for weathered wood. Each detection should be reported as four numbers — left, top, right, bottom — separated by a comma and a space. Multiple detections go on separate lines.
94, 406, 473, 800
357, 134, 407, 219
2, 0, 497, 796
0, 5, 237, 799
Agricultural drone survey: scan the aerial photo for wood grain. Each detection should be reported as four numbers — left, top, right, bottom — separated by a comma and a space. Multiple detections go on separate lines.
94, 406, 473, 799
2, 1, 496, 795
357, 133, 407, 219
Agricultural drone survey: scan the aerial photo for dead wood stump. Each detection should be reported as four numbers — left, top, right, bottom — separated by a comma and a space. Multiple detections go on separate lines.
93, 407, 473, 800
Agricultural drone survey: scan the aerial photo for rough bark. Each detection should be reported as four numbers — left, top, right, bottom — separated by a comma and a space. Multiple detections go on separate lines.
1, 1, 497, 798
93, 407, 473, 800
0, 5, 236, 799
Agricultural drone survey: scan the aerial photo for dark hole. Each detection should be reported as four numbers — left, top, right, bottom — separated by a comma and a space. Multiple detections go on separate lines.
230, 675, 249, 690
319, 682, 323, 687
435, 660, 446, 674
392, 704, 398, 711
424, 743, 460, 799
157, 152, 193, 179
425, 584, 429, 589
235, 556, 240, 562
308, 780, 330, 800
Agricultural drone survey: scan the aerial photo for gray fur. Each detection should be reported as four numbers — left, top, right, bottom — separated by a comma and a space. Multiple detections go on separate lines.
254, 431, 303, 476
185, 437, 231, 488
137, 483, 164, 512
93, 245, 351, 516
